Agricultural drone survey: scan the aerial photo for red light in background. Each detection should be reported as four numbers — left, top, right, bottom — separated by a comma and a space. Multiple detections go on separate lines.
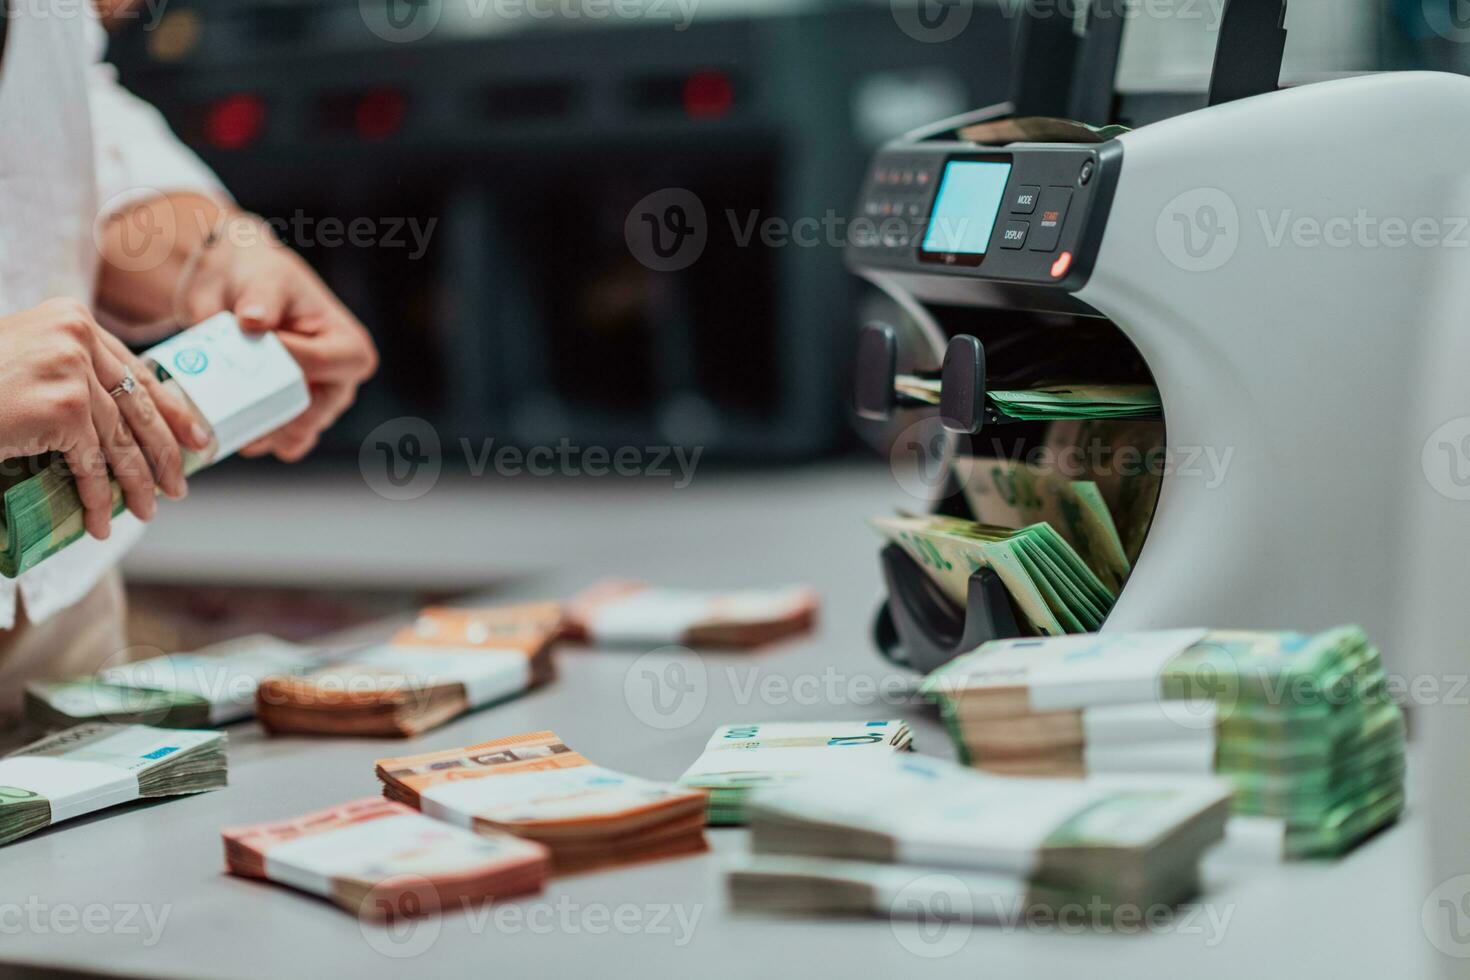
682, 71, 733, 119
204, 93, 266, 150
1051, 252, 1073, 279
355, 89, 407, 140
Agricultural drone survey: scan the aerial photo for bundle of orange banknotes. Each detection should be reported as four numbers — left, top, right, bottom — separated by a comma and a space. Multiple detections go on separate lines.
564, 580, 819, 648
222, 797, 549, 917
377, 731, 708, 874
256, 603, 562, 737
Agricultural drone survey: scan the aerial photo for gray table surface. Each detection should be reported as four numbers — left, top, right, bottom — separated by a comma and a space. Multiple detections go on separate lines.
0, 462, 1439, 978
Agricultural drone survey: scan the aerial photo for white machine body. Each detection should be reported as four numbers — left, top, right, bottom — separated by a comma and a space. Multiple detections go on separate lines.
1079, 72, 1470, 648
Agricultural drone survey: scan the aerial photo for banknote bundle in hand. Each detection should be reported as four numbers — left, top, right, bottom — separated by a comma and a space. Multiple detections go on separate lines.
256, 603, 561, 737
222, 797, 548, 917
678, 720, 913, 825
733, 755, 1232, 919
873, 514, 1115, 635
565, 580, 819, 648
0, 314, 308, 578
0, 723, 226, 846
922, 627, 1405, 858
377, 730, 707, 874
25, 635, 319, 730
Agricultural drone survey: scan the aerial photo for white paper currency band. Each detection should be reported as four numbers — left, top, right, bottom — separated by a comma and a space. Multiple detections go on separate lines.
418, 787, 477, 829
263, 813, 430, 896
586, 589, 714, 644
350, 647, 531, 708
1081, 701, 1219, 744
0, 757, 139, 823
1026, 628, 1208, 711
104, 645, 318, 725
143, 313, 309, 459
1083, 739, 1218, 774
870, 866, 1028, 920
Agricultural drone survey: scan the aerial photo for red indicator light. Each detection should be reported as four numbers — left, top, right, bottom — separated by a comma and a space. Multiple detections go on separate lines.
1051, 251, 1073, 279
682, 71, 733, 119
205, 93, 266, 150
356, 89, 407, 140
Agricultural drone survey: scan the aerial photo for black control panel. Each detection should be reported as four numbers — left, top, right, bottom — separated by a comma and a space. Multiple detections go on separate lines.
846, 141, 1122, 292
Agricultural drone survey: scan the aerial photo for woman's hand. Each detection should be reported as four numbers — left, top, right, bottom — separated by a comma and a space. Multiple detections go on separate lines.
0, 299, 211, 540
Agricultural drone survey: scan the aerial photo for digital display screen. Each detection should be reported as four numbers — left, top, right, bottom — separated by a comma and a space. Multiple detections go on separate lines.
921, 160, 1013, 257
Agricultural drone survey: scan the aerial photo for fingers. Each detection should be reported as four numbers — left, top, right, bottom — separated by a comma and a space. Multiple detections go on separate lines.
93, 331, 211, 455
88, 378, 156, 523
276, 328, 377, 386
253, 382, 355, 463
233, 277, 292, 332
62, 431, 114, 541
91, 344, 189, 501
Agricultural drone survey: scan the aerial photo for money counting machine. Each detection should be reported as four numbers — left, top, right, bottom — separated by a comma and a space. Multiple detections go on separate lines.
849, 1, 1470, 675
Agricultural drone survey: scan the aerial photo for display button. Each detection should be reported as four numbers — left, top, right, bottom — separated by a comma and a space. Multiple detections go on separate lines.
1010, 185, 1040, 214
999, 221, 1029, 250
1027, 187, 1073, 251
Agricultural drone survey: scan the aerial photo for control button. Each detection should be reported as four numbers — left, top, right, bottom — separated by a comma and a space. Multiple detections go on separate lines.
864, 201, 880, 217
1079, 160, 1095, 186
999, 221, 1029, 250
1027, 187, 1073, 251
1051, 251, 1073, 279
907, 203, 922, 218
1010, 185, 1040, 214
917, 171, 931, 186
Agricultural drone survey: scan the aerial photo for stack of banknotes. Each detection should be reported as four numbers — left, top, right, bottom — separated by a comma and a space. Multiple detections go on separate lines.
376, 730, 708, 873
565, 580, 819, 648
873, 514, 1115, 634
25, 635, 319, 730
891, 381, 1160, 422
952, 457, 1131, 595
0, 314, 308, 578
921, 627, 1405, 858
1042, 420, 1165, 564
731, 755, 1232, 919
678, 720, 913, 825
222, 797, 548, 917
256, 603, 561, 737
0, 723, 227, 846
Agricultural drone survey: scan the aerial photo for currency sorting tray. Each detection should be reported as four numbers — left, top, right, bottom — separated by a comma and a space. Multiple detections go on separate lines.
857, 324, 1158, 671
856, 327, 1162, 437
873, 544, 1021, 674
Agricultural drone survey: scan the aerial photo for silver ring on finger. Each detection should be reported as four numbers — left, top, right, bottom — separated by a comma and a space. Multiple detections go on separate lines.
108, 373, 137, 400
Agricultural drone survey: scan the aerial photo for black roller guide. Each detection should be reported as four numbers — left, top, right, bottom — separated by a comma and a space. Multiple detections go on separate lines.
873, 544, 1020, 675
854, 323, 899, 422
939, 335, 986, 435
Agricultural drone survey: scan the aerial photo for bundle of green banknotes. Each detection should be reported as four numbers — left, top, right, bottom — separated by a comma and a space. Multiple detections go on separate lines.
921, 626, 1405, 858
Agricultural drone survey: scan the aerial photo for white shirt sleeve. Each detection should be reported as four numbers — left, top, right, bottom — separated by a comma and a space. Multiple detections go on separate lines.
85, 19, 231, 218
